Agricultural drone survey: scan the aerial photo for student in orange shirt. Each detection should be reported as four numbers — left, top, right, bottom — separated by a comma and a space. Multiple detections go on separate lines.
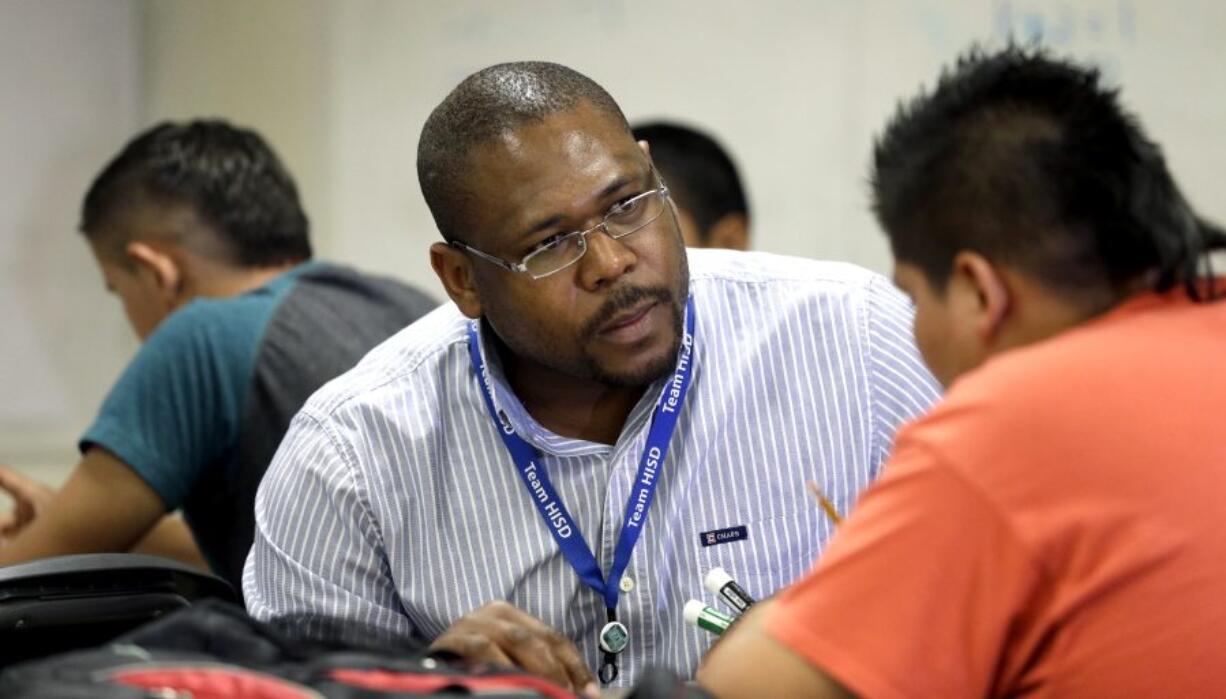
697, 46, 1226, 698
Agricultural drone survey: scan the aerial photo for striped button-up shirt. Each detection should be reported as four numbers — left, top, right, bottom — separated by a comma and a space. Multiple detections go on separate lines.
244, 249, 940, 686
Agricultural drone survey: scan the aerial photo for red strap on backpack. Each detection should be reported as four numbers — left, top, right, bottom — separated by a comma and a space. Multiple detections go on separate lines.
330, 668, 577, 699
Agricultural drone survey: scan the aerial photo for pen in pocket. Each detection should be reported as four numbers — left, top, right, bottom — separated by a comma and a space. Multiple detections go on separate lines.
684, 599, 734, 636
806, 480, 843, 526
703, 566, 756, 615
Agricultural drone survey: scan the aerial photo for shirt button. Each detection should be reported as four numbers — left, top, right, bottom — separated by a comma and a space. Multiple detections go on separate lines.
619, 576, 635, 592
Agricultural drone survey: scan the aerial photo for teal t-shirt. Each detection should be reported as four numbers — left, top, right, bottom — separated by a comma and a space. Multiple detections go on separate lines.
79, 261, 437, 589
80, 263, 315, 509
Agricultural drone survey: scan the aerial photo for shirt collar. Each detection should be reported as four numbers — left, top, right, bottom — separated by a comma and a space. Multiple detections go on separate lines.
473, 308, 690, 458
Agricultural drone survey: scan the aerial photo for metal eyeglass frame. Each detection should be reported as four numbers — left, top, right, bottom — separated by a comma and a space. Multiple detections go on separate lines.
447, 181, 672, 280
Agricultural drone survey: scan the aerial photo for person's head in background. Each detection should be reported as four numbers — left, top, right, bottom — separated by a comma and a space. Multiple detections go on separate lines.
80, 119, 313, 340
875, 46, 1226, 388
632, 121, 749, 250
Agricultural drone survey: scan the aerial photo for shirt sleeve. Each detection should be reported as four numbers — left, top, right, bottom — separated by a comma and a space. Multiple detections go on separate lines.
243, 409, 417, 646
863, 276, 942, 474
765, 438, 1041, 699
79, 302, 254, 509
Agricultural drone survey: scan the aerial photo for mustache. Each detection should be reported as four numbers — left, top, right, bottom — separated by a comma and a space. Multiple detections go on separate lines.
580, 285, 675, 341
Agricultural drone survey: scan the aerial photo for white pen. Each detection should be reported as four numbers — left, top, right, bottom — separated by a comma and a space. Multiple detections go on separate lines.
704, 566, 756, 615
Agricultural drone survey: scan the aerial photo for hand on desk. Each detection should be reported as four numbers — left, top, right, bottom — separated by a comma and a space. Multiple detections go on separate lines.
0, 464, 55, 542
429, 600, 598, 697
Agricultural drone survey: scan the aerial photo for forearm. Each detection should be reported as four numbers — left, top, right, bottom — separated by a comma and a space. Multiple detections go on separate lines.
0, 448, 166, 567
697, 600, 857, 699
130, 513, 209, 570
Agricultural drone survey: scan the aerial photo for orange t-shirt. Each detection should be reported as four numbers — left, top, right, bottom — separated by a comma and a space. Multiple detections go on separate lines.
767, 290, 1226, 698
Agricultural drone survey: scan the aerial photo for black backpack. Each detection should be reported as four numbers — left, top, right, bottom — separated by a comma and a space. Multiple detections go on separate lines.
0, 599, 709, 698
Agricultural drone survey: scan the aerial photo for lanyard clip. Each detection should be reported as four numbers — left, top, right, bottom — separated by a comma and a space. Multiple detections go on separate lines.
597, 609, 627, 685
599, 653, 619, 684
598, 620, 629, 655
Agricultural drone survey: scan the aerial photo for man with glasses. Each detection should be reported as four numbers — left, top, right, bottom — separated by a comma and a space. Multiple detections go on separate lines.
244, 62, 939, 692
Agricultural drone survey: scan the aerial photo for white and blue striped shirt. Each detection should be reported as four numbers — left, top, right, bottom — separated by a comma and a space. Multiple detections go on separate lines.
244, 249, 940, 686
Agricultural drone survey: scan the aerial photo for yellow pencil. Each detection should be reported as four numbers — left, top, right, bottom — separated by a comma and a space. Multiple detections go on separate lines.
806, 481, 843, 526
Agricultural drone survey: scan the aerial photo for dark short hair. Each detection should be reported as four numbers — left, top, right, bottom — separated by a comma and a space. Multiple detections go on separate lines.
632, 121, 748, 239
417, 61, 630, 243
872, 46, 1224, 302
81, 119, 312, 267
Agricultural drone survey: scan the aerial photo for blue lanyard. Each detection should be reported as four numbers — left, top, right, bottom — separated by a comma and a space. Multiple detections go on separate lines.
466, 297, 696, 613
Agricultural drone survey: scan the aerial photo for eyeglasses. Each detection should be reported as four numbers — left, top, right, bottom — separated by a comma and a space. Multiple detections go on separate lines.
449, 183, 672, 280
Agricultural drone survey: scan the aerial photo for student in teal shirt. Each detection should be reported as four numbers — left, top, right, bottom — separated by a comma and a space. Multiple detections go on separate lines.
0, 120, 435, 590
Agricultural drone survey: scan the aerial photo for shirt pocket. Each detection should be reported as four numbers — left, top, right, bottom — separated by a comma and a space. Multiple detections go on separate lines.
693, 509, 829, 600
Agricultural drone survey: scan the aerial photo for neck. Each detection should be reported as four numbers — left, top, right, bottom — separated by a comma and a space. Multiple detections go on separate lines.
495, 337, 647, 445
995, 273, 1139, 353
189, 257, 302, 298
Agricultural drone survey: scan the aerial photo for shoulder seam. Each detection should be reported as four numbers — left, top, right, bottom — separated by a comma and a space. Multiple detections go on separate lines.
690, 264, 875, 289
860, 276, 883, 472
308, 328, 470, 420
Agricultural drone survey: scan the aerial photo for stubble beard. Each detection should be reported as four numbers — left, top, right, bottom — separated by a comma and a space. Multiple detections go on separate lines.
485, 242, 691, 389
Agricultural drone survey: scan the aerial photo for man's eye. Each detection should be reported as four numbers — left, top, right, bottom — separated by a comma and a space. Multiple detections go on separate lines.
528, 232, 568, 255
608, 194, 646, 221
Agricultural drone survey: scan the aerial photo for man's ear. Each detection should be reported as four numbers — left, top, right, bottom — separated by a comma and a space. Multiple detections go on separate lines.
950, 251, 1010, 344
124, 241, 184, 308
430, 242, 483, 319
706, 213, 750, 251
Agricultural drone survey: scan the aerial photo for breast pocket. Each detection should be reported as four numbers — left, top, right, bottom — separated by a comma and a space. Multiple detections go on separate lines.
693, 509, 830, 601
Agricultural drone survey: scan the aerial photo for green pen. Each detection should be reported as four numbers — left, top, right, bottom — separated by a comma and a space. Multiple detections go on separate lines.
684, 599, 734, 636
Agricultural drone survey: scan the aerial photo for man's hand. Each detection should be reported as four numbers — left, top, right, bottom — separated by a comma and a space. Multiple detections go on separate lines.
429, 600, 597, 696
0, 465, 56, 542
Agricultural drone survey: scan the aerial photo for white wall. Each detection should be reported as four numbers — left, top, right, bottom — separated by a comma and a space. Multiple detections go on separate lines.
323, 0, 1226, 294
0, 0, 140, 480
141, 0, 335, 256
4, 0, 1226, 475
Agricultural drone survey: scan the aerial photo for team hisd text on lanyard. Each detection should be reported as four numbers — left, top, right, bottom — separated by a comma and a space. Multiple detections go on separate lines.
467, 297, 697, 684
